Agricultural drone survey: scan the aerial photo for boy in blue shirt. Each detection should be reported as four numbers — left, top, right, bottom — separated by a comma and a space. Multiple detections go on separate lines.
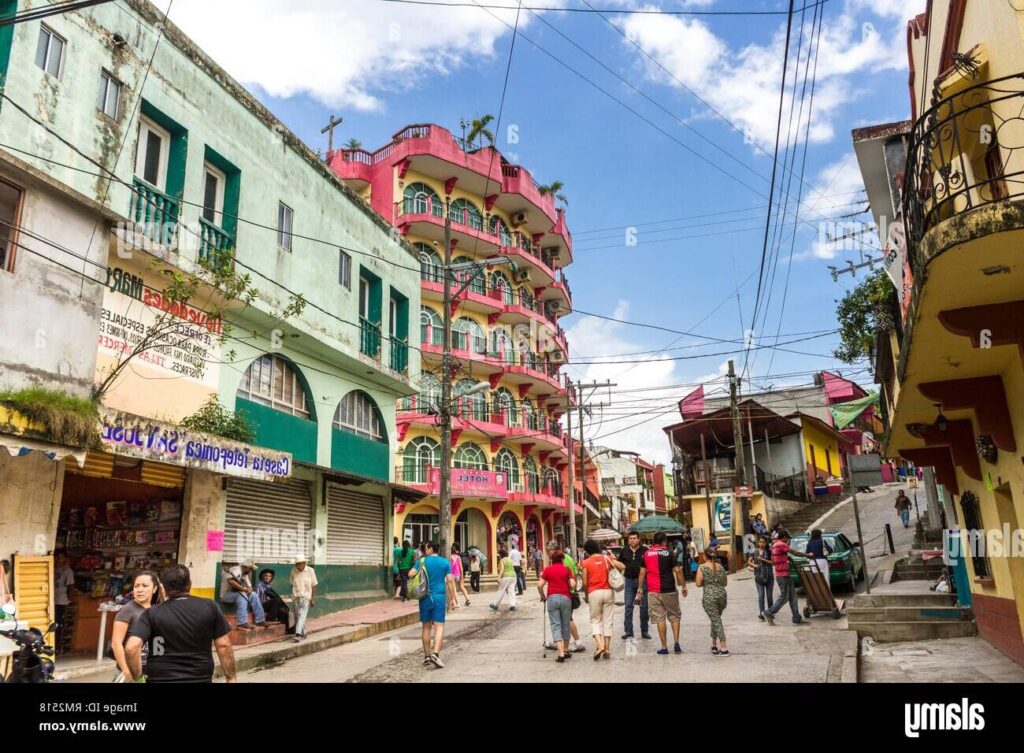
410, 540, 454, 668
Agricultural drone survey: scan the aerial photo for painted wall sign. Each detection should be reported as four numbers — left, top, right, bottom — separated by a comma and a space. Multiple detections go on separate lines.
713, 494, 733, 534
428, 467, 506, 497
99, 409, 292, 480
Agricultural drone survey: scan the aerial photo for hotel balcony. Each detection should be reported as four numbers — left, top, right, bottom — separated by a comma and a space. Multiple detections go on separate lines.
329, 124, 573, 258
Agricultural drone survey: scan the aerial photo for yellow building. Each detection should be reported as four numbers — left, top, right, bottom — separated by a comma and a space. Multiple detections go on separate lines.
861, 0, 1024, 666
332, 124, 578, 571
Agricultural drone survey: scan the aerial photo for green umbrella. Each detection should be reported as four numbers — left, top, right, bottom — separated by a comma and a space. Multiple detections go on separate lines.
629, 515, 685, 534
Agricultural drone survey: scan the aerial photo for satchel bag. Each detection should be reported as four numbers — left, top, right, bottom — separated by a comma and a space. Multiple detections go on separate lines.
605, 556, 625, 593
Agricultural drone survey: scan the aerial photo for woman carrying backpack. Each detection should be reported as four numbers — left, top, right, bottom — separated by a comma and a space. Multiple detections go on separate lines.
747, 535, 774, 620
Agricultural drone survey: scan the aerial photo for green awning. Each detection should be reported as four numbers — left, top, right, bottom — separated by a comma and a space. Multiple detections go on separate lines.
830, 392, 880, 430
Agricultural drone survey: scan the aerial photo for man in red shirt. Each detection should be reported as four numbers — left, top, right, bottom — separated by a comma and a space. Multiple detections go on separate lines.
764, 531, 813, 626
638, 531, 688, 654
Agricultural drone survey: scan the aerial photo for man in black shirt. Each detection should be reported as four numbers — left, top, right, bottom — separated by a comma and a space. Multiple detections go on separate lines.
126, 564, 236, 683
617, 531, 650, 640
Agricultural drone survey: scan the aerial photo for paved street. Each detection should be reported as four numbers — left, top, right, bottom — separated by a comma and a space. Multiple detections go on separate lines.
238, 575, 855, 683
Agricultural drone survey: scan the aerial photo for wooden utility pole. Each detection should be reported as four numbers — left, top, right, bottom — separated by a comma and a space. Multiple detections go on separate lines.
728, 360, 746, 486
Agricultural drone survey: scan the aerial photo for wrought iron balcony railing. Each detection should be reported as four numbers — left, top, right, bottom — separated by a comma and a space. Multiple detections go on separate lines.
903, 71, 1024, 258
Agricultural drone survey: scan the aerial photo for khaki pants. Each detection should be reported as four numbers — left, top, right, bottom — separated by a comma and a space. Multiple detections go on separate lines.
587, 588, 615, 637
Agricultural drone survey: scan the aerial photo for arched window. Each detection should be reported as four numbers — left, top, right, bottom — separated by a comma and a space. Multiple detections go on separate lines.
494, 448, 520, 490
493, 387, 517, 426
524, 456, 540, 494
402, 436, 439, 484
489, 216, 512, 246
236, 354, 310, 419
455, 379, 488, 422
420, 306, 443, 346
453, 316, 486, 354
518, 286, 534, 311
449, 198, 483, 231
333, 391, 385, 442
452, 255, 486, 295
490, 270, 514, 305
403, 182, 441, 217
415, 242, 442, 283
491, 327, 514, 364
454, 442, 488, 471
543, 467, 562, 497
400, 372, 441, 412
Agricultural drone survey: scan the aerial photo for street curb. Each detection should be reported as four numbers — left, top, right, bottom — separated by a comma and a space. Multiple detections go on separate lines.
836, 631, 860, 683
214, 611, 422, 677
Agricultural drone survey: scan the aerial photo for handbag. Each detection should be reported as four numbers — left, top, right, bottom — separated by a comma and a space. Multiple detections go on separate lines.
570, 591, 581, 610
605, 556, 624, 593
689, 559, 698, 574
408, 559, 430, 601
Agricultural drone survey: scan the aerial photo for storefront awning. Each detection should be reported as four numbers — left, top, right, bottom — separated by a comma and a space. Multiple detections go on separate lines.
0, 433, 88, 466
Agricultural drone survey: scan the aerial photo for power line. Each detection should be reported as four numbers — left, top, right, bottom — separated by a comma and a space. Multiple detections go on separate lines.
374, 0, 817, 15
747, 0, 796, 379
0, 0, 117, 27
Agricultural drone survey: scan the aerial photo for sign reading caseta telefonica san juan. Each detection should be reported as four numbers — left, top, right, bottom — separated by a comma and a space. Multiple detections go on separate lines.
98, 409, 292, 480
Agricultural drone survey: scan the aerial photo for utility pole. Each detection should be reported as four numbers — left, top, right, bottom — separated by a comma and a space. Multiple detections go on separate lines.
565, 377, 576, 557
579, 394, 587, 540
438, 195, 454, 560
728, 360, 746, 487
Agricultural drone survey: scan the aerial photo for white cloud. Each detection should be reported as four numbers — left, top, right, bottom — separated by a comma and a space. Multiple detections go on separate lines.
565, 301, 731, 464
157, 0, 558, 111
619, 3, 915, 150
792, 152, 871, 261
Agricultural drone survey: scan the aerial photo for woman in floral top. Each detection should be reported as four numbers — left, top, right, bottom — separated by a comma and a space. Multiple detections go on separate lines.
695, 547, 729, 656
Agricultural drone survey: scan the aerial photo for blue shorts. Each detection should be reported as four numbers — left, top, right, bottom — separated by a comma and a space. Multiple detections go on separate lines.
419, 594, 447, 624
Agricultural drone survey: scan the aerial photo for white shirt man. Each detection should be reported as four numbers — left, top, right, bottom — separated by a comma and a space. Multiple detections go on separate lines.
508, 547, 525, 595
289, 557, 318, 642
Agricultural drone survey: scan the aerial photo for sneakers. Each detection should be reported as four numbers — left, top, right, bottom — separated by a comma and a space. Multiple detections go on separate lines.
641, 633, 652, 639
711, 646, 720, 655
489, 603, 498, 611
764, 613, 776, 626
621, 634, 634, 640
758, 613, 765, 622
718, 649, 731, 657
657, 648, 669, 655
572, 642, 587, 653
429, 652, 445, 669
423, 656, 432, 667
544, 642, 556, 650
293, 635, 302, 643
792, 617, 804, 625
674, 643, 682, 654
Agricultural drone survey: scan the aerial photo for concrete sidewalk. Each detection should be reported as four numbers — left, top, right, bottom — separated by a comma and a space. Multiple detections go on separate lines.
57, 596, 423, 683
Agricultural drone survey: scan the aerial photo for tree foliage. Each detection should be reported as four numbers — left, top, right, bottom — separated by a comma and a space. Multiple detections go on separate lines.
181, 395, 257, 444
833, 268, 896, 364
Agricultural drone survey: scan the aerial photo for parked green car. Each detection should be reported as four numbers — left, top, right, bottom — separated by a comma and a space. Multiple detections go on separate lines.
788, 532, 865, 592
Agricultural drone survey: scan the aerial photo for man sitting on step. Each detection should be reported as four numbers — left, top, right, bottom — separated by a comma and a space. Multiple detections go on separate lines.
220, 558, 267, 631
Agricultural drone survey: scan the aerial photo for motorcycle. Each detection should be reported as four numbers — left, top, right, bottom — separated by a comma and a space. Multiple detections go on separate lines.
0, 603, 56, 683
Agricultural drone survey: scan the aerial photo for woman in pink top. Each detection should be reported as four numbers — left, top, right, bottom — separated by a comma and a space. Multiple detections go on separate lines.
449, 545, 471, 609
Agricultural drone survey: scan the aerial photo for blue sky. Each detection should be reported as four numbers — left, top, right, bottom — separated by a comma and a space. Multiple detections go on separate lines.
162, 0, 926, 461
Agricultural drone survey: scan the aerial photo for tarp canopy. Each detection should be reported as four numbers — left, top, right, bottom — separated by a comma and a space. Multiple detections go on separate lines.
830, 392, 880, 429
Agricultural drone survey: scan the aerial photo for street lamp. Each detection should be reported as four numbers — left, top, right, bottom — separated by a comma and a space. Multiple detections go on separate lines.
437, 193, 511, 558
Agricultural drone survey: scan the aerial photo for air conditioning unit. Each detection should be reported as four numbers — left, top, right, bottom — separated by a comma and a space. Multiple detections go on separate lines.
514, 268, 530, 283
511, 211, 527, 227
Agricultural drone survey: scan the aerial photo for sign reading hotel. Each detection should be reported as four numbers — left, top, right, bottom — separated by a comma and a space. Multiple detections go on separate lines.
429, 467, 506, 497
99, 409, 292, 481
97, 263, 224, 418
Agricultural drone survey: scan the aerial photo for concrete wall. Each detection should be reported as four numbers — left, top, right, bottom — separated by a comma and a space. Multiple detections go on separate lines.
0, 161, 105, 397
0, 452, 65, 561
178, 468, 224, 599
755, 433, 805, 479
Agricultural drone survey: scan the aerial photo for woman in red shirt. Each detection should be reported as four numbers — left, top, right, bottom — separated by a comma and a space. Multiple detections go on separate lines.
580, 539, 626, 661
537, 550, 576, 662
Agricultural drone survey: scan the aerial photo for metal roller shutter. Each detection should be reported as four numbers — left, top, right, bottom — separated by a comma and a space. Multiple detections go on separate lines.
224, 478, 313, 563
326, 484, 384, 565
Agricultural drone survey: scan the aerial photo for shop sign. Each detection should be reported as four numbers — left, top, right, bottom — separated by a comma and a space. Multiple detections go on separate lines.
99, 409, 292, 480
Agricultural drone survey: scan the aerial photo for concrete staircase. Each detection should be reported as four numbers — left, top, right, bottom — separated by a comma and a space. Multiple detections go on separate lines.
777, 497, 846, 534
847, 592, 976, 642
225, 613, 288, 646
892, 554, 946, 582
